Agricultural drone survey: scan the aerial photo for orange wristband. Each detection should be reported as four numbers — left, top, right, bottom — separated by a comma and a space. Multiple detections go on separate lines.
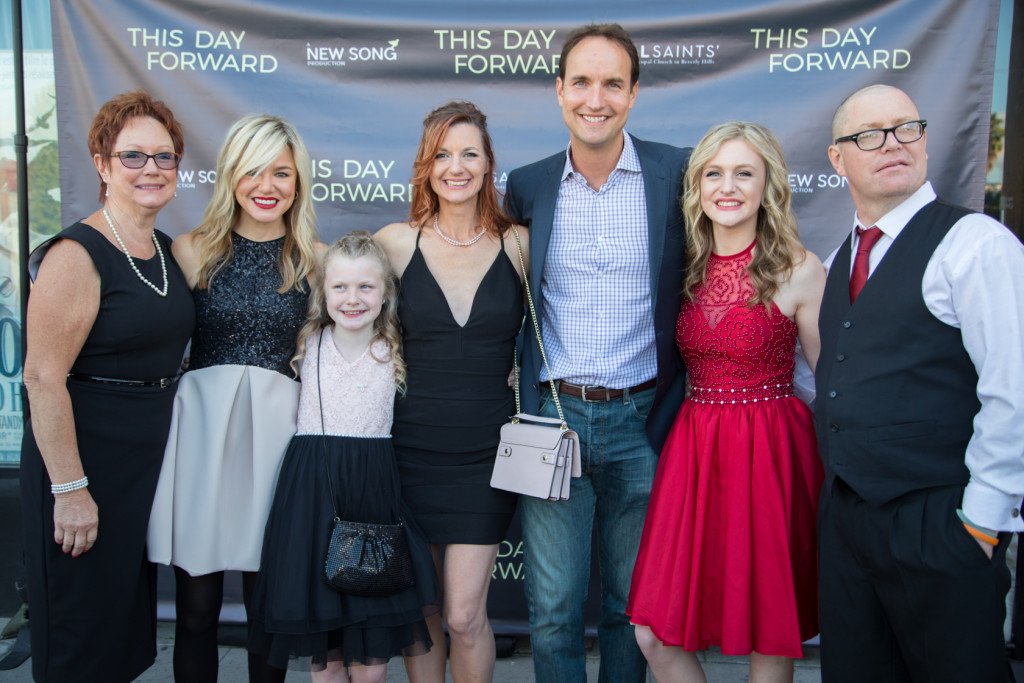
963, 523, 999, 546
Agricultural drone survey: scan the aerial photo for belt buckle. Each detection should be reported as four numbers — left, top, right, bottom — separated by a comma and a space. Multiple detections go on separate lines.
159, 377, 172, 389
580, 385, 607, 402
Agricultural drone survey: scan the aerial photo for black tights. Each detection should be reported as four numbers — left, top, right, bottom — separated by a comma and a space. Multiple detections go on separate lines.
172, 567, 285, 683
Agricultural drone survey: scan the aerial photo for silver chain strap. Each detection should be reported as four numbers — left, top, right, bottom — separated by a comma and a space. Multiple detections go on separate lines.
509, 224, 567, 427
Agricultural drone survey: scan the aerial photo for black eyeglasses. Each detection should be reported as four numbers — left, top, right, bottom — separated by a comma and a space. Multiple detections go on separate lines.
111, 150, 182, 170
834, 120, 927, 151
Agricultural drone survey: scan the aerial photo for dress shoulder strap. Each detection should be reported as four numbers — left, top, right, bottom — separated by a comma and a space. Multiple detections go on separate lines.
28, 222, 113, 281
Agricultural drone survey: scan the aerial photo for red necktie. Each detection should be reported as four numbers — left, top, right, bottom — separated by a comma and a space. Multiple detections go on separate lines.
849, 226, 883, 303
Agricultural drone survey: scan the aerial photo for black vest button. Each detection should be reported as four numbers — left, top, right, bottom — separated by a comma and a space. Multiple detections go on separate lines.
829, 391, 837, 398
1014, 509, 1020, 518
830, 424, 840, 432
843, 321, 852, 328
836, 353, 846, 361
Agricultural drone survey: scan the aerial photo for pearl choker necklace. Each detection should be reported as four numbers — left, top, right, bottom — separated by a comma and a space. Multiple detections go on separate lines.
433, 215, 485, 247
102, 207, 168, 297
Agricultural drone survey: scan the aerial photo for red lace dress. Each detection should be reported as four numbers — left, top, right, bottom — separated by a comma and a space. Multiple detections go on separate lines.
627, 242, 823, 657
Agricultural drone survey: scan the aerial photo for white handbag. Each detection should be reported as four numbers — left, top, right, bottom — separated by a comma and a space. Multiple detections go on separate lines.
492, 413, 581, 500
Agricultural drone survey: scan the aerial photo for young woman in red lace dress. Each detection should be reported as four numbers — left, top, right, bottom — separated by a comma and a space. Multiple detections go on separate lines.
627, 122, 826, 683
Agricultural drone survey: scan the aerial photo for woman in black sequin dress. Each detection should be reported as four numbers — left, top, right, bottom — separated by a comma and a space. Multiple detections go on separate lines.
146, 114, 325, 683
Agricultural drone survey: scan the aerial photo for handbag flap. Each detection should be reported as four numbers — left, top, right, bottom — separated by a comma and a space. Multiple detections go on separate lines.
510, 413, 568, 428
498, 416, 570, 451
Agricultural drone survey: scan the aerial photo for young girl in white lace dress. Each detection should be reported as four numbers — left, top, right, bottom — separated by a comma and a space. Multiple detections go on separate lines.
247, 231, 438, 683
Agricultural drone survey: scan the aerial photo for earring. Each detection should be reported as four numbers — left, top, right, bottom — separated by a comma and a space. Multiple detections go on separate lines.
105, 185, 109, 198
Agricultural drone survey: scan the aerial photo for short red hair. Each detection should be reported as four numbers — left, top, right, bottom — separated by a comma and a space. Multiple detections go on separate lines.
88, 90, 184, 202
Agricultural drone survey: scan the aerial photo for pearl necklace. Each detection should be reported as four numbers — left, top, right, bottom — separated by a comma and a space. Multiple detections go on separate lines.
433, 215, 485, 247
102, 207, 168, 297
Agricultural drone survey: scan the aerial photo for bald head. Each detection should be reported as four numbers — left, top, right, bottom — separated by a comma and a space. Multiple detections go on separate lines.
831, 84, 918, 141
827, 83, 928, 226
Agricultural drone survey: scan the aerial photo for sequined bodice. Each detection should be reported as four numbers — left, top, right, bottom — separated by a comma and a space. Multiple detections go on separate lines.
189, 232, 308, 377
677, 243, 797, 403
296, 332, 394, 437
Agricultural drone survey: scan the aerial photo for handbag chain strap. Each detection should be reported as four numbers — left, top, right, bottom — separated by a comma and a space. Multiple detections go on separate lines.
509, 224, 567, 427
316, 327, 342, 521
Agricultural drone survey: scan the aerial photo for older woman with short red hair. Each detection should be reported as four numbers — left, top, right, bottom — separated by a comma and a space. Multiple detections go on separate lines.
20, 90, 194, 682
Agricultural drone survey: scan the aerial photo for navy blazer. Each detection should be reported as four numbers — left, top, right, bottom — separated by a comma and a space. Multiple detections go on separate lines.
504, 135, 690, 452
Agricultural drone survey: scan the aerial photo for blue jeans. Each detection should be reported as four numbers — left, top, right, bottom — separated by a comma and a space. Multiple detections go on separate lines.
521, 385, 657, 683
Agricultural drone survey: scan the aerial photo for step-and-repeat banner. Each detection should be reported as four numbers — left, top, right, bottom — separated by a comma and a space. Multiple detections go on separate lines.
49, 0, 1000, 631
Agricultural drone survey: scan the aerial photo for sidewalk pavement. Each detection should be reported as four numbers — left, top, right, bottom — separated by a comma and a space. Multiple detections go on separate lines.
0, 619, 825, 681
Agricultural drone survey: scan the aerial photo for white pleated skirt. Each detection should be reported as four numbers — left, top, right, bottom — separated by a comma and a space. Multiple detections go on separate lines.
147, 364, 299, 576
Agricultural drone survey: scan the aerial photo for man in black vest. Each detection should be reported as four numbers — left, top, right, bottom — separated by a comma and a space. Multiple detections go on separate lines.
815, 83, 1024, 682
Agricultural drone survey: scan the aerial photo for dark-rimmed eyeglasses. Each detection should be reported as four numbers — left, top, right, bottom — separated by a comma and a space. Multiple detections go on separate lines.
111, 150, 182, 170
834, 120, 927, 151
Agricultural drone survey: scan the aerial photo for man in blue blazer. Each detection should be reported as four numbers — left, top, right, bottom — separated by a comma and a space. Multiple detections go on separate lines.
504, 23, 689, 683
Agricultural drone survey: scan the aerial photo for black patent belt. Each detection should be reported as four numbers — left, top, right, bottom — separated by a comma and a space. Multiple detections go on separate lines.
556, 378, 657, 402
67, 372, 178, 388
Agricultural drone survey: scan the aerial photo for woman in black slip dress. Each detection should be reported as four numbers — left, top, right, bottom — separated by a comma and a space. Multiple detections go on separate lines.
374, 101, 527, 683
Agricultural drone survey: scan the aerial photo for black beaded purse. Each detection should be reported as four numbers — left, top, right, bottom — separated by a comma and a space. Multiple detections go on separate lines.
316, 329, 415, 597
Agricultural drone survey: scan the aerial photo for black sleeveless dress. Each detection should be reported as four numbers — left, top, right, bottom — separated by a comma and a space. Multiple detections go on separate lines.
20, 221, 194, 682
392, 231, 522, 545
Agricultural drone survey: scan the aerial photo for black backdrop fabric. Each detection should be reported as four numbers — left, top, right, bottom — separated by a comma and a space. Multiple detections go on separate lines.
50, 0, 1000, 631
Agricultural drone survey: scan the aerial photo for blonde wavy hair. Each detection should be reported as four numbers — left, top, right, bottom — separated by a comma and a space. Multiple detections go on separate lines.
682, 121, 805, 306
190, 114, 319, 293
292, 231, 406, 394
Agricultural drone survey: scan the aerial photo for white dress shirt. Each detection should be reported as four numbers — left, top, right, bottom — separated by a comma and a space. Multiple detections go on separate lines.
824, 181, 1024, 531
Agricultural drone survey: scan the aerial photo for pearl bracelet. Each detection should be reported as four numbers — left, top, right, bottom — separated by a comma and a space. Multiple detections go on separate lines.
51, 476, 89, 495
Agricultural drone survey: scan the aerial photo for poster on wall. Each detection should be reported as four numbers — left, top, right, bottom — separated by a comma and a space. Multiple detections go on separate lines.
0, 48, 57, 465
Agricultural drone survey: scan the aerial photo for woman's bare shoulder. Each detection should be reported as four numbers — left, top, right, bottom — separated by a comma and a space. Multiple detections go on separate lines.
171, 232, 202, 287
374, 222, 418, 276
790, 248, 824, 285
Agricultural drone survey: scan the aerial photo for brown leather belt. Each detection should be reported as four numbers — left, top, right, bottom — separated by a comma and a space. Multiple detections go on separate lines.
556, 378, 657, 402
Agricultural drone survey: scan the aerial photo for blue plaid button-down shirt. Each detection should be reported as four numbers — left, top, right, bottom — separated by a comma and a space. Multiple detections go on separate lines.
540, 132, 656, 388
